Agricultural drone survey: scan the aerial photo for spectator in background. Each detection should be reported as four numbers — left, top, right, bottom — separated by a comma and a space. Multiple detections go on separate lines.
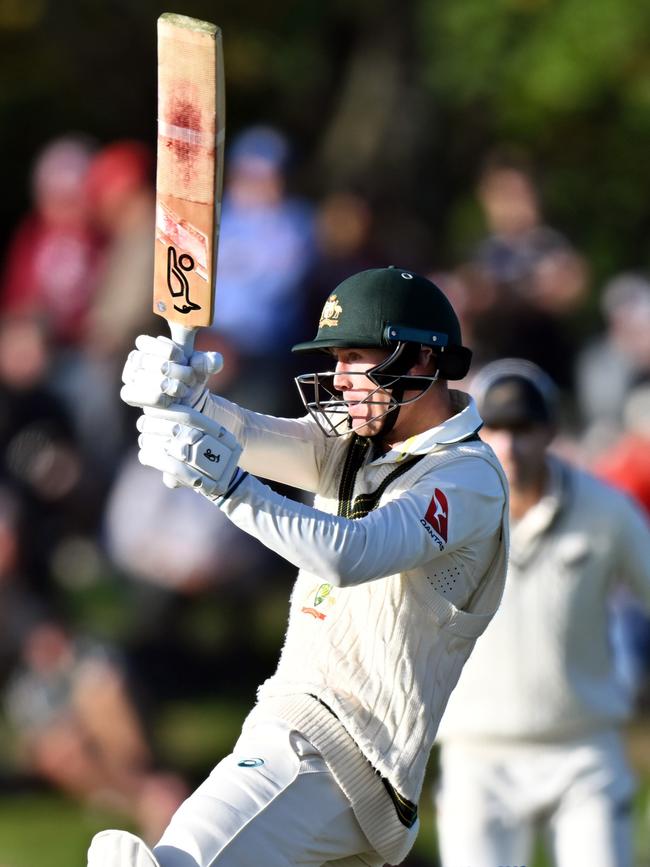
103, 448, 275, 599
473, 148, 587, 315
0, 485, 43, 685
0, 136, 103, 348
0, 314, 96, 600
576, 273, 650, 454
3, 617, 187, 844
212, 125, 316, 414
595, 381, 650, 517
304, 190, 385, 337
436, 359, 650, 867
85, 139, 157, 358
101, 448, 283, 699
0, 315, 74, 477
53, 140, 158, 471
595, 382, 650, 702
461, 148, 588, 389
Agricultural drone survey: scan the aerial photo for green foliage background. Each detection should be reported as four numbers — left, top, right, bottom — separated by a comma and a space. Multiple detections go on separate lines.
1, 0, 649, 284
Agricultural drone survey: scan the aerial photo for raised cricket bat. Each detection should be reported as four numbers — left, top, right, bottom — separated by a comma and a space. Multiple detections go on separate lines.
153, 13, 225, 358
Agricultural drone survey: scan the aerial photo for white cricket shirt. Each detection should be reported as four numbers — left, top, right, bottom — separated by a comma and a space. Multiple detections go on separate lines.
438, 456, 650, 743
204, 390, 509, 863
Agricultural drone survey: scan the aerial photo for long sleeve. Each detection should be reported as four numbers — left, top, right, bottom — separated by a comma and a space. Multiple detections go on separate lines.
203, 393, 327, 492
220, 458, 504, 587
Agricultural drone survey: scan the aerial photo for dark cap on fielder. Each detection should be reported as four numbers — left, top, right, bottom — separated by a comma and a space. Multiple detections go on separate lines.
472, 359, 558, 428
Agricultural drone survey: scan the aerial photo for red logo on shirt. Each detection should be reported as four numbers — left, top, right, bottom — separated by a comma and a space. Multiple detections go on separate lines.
424, 489, 449, 541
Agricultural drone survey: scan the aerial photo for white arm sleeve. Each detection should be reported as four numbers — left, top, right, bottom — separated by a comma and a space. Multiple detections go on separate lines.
220, 461, 505, 587
202, 393, 326, 493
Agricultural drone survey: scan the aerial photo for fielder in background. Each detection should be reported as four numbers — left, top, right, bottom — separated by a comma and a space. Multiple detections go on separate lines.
435, 359, 650, 867
88, 267, 509, 867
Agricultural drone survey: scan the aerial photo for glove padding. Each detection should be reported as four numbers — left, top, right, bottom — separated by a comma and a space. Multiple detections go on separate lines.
137, 406, 243, 500
121, 334, 223, 409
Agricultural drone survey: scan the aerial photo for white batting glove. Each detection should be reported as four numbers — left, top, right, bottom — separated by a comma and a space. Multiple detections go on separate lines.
120, 334, 223, 410
137, 405, 245, 500
87, 829, 161, 867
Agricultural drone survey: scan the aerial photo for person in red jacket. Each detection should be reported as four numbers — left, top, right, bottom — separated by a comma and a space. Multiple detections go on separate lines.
0, 135, 103, 348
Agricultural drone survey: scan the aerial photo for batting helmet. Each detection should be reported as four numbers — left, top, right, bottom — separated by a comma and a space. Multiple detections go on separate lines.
293, 266, 471, 379
293, 266, 472, 437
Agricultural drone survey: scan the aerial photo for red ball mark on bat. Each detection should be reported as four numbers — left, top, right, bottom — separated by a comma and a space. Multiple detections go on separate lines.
166, 88, 202, 185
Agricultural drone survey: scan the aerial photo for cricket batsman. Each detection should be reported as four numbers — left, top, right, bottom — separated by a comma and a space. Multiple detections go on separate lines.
436, 360, 650, 867
88, 267, 509, 867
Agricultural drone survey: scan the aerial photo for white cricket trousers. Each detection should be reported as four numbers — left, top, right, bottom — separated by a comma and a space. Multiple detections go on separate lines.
435, 730, 636, 867
153, 719, 383, 867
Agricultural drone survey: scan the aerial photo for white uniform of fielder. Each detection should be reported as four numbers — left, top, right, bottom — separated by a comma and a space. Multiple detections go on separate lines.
436, 362, 650, 867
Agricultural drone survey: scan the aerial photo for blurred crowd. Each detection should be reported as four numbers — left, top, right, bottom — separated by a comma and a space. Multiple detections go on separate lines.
0, 127, 649, 848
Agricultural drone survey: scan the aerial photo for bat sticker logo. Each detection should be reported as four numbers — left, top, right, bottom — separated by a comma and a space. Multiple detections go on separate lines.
421, 488, 449, 547
166, 246, 202, 314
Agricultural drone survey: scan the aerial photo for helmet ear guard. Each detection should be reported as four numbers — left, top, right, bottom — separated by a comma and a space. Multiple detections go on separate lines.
435, 345, 472, 380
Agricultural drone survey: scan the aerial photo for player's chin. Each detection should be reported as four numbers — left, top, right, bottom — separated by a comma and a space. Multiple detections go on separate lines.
348, 415, 381, 437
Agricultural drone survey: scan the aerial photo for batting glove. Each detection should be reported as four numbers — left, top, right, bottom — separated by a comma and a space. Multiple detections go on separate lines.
87, 829, 161, 867
121, 334, 223, 410
137, 406, 245, 501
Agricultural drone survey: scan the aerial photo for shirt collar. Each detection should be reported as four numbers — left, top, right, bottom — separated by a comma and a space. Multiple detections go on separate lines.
369, 391, 484, 464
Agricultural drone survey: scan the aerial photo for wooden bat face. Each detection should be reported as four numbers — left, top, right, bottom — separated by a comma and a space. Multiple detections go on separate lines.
153, 13, 225, 333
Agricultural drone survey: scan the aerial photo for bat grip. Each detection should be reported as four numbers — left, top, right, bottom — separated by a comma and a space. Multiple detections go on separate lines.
168, 322, 197, 361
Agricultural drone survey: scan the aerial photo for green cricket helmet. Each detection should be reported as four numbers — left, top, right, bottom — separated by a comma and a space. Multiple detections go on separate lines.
292, 266, 472, 437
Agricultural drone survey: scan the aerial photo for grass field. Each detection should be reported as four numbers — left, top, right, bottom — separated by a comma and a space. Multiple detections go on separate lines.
0, 793, 124, 867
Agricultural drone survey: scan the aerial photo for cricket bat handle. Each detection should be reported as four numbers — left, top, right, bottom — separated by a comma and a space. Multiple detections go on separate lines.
168, 321, 197, 360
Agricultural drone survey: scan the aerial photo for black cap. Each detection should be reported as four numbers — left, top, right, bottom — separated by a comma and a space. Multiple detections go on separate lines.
472, 359, 558, 428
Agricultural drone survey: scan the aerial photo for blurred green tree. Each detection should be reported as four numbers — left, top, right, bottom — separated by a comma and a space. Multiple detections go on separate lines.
418, 0, 650, 278
0, 0, 649, 288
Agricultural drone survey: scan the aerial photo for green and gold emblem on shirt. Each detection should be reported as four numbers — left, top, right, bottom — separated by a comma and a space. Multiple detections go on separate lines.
301, 583, 336, 620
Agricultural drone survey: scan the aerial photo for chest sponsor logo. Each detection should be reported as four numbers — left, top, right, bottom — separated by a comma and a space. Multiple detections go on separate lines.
421, 488, 448, 549
302, 582, 336, 620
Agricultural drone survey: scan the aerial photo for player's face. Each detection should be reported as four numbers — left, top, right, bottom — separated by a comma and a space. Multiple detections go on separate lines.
481, 422, 552, 488
332, 347, 393, 437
